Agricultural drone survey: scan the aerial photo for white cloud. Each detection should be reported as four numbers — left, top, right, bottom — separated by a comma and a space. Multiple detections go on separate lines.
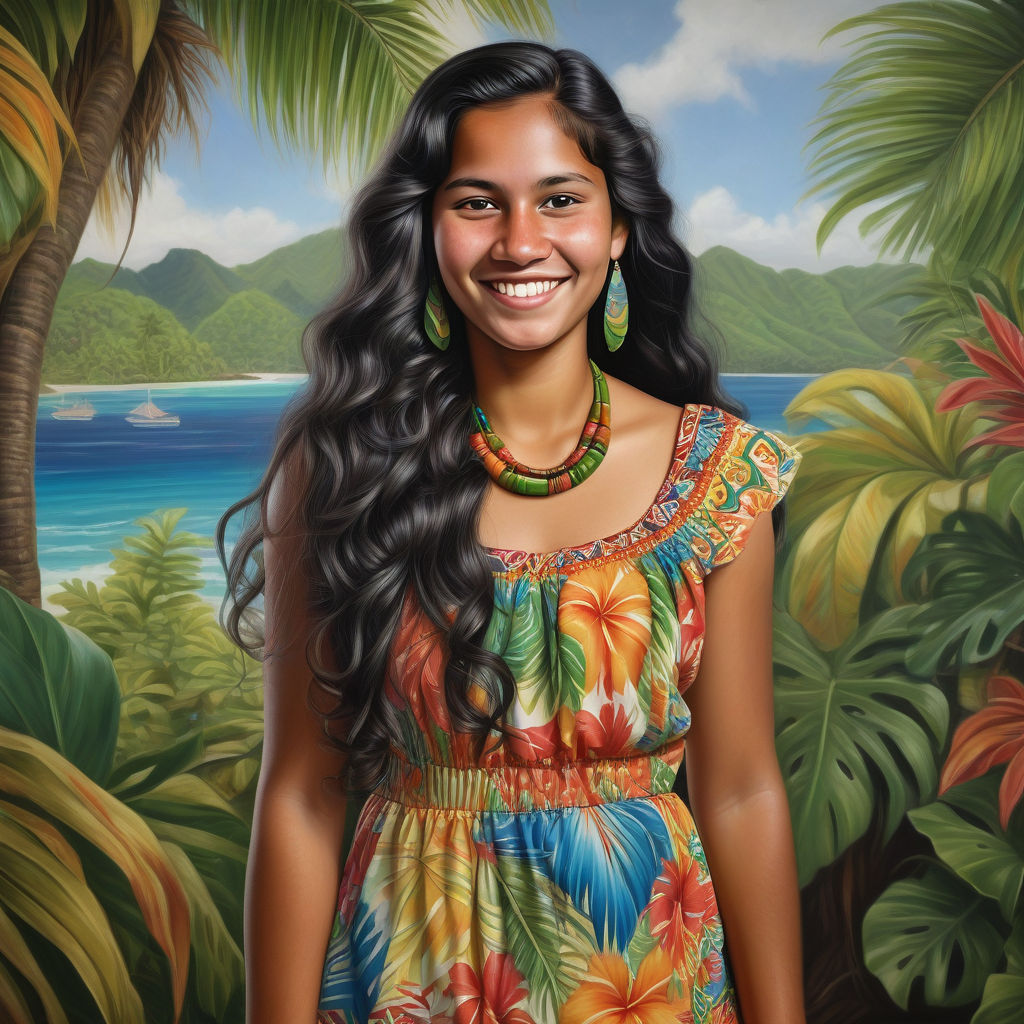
75, 171, 325, 270
615, 0, 881, 116
683, 185, 888, 271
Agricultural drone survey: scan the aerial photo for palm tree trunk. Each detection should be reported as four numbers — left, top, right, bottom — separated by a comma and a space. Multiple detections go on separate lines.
0, 34, 136, 607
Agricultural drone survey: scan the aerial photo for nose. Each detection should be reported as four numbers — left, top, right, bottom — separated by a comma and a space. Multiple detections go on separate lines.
492, 204, 551, 264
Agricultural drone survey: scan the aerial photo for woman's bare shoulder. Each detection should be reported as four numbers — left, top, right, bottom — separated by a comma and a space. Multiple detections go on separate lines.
604, 372, 685, 445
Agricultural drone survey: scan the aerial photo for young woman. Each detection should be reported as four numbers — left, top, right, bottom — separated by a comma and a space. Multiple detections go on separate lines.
220, 41, 805, 1024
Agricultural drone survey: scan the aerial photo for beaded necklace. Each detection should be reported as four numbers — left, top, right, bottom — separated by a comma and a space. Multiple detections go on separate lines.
469, 359, 610, 496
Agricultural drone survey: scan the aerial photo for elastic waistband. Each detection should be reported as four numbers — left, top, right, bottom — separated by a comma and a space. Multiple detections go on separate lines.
379, 744, 683, 813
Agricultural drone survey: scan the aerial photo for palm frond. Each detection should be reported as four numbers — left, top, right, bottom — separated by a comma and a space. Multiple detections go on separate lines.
0, 0, 87, 78
0, 22, 76, 290
427, 0, 553, 36
188, 0, 552, 172
806, 0, 1024, 289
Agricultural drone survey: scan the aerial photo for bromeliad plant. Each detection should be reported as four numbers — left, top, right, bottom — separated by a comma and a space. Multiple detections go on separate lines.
937, 294, 1024, 450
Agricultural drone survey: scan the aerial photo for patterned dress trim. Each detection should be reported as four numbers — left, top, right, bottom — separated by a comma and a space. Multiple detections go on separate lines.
484, 403, 797, 579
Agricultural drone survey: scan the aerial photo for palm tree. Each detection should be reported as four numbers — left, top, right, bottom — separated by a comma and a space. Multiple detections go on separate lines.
0, 0, 552, 607
805, 0, 1024, 319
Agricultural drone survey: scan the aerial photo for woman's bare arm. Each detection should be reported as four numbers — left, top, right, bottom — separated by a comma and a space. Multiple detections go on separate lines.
245, 451, 350, 1024
683, 511, 806, 1024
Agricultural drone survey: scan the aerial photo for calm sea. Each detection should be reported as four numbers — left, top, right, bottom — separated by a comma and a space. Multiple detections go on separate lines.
34, 374, 816, 607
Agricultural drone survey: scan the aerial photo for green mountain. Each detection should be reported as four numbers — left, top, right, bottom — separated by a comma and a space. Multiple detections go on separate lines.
134, 249, 250, 330
61, 249, 249, 331
59, 258, 144, 302
233, 228, 348, 317
694, 246, 927, 372
194, 290, 305, 371
54, 234, 928, 380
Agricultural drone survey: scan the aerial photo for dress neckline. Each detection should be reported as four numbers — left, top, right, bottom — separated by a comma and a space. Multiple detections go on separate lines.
482, 403, 703, 571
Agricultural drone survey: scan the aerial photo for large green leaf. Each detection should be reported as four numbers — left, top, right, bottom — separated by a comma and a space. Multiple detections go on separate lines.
903, 510, 1024, 676
0, 902, 67, 1024
161, 842, 243, 1020
0, 805, 144, 1023
774, 607, 949, 885
909, 800, 1024, 921
986, 449, 1024, 530
806, 0, 1024, 301
863, 864, 1007, 1009
781, 369, 991, 648
0, 727, 191, 1018
0, 585, 119, 782
972, 974, 1024, 1024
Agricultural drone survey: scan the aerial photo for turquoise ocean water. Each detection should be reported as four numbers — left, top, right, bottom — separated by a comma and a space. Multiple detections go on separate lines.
34, 374, 816, 608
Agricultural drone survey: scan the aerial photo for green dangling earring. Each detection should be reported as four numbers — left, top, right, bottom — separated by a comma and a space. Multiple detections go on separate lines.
424, 275, 450, 351
603, 259, 628, 352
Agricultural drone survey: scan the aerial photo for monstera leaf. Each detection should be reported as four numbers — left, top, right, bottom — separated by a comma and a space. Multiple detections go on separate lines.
903, 510, 1024, 677
0, 585, 119, 782
863, 864, 1007, 1010
773, 607, 949, 885
910, 775, 1024, 921
781, 369, 991, 648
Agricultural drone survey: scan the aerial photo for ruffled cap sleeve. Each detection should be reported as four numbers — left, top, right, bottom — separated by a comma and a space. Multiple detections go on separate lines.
687, 407, 801, 575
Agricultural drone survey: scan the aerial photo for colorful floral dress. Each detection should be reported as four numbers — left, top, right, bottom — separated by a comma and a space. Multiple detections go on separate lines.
317, 404, 801, 1024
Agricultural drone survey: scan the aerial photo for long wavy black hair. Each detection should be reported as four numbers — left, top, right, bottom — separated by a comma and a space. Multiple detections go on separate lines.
216, 41, 747, 793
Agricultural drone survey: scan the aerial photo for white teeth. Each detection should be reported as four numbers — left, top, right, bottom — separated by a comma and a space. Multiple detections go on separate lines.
491, 280, 560, 296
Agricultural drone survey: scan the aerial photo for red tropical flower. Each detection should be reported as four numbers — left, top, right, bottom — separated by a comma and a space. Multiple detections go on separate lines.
939, 675, 1024, 828
936, 295, 1024, 448
445, 952, 536, 1024
643, 856, 717, 963
574, 699, 637, 757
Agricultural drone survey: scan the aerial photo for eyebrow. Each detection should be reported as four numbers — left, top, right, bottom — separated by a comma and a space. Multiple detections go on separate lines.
442, 172, 595, 192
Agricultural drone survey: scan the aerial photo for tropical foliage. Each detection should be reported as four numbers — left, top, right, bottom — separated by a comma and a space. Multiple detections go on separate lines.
779, 367, 993, 648
0, 509, 261, 1022
777, 294, 1024, 1022
788, 9, 1024, 1013
806, 0, 1024, 320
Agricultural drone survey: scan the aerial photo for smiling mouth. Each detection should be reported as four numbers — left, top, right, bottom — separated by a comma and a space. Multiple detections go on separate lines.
486, 279, 566, 297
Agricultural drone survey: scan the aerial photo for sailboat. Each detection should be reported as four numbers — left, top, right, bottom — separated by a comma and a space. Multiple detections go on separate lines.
51, 393, 96, 421
125, 388, 180, 428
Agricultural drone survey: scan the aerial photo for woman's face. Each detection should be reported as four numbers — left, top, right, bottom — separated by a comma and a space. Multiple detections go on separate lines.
431, 93, 628, 356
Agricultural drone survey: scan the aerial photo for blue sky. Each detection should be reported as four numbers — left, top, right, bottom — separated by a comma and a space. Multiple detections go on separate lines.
77, 0, 888, 272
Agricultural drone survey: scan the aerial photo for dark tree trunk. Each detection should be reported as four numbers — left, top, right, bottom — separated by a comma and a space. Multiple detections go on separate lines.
0, 30, 137, 606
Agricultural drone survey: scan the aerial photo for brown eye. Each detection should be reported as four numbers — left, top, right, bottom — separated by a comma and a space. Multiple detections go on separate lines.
459, 198, 497, 212
543, 194, 578, 210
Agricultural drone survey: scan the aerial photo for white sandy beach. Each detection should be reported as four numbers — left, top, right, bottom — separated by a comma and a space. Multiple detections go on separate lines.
44, 372, 309, 393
